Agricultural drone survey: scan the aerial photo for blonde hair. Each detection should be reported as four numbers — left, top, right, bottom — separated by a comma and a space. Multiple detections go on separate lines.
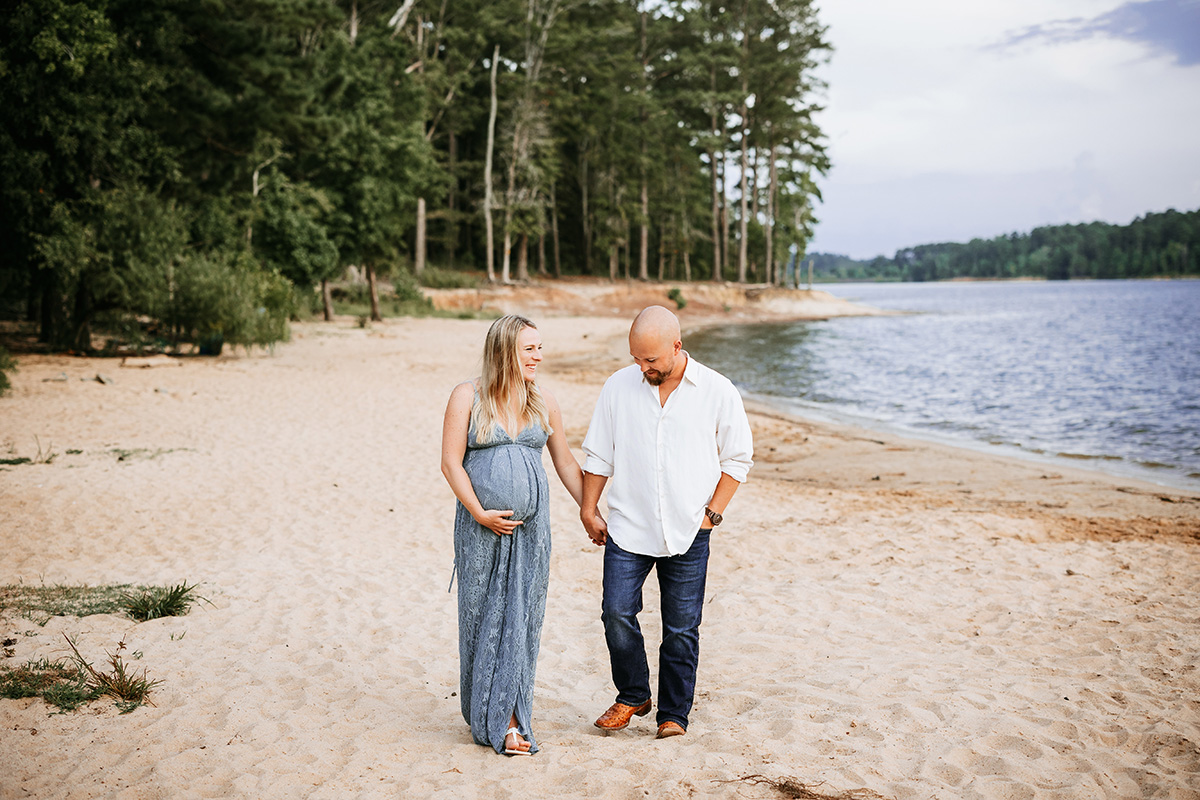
472, 315, 551, 442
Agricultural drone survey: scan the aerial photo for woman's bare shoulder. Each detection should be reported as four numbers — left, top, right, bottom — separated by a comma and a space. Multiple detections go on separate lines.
539, 383, 561, 408
448, 379, 479, 406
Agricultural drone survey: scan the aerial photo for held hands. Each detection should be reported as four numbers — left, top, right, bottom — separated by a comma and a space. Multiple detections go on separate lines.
581, 508, 608, 547
476, 509, 524, 536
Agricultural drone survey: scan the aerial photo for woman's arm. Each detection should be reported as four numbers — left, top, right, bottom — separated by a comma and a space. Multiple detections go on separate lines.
441, 381, 523, 535
542, 386, 584, 507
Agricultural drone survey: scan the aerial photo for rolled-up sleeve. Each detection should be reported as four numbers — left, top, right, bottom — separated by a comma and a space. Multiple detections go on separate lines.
581, 381, 616, 477
715, 384, 754, 482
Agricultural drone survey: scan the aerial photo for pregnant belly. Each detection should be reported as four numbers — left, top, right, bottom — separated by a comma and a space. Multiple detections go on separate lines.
465, 447, 543, 521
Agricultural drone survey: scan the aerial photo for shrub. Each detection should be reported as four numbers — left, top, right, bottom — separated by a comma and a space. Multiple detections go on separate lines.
170, 253, 293, 351
667, 287, 687, 310
392, 268, 431, 304
416, 267, 479, 290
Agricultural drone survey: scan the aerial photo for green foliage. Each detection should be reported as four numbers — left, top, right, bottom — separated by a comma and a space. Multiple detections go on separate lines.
667, 287, 687, 309
0, 346, 15, 396
254, 179, 341, 290
0, 658, 99, 713
811, 208, 1200, 282
328, 272, 434, 318
0, 582, 137, 625
169, 253, 294, 350
0, 581, 203, 625
2, 0, 834, 348
416, 268, 480, 290
121, 582, 205, 622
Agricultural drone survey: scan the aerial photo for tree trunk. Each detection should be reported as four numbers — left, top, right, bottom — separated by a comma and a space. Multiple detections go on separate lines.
484, 45, 499, 282
736, 0, 750, 286
537, 232, 547, 276
502, 222, 513, 283
750, 144, 760, 220
415, 196, 426, 274
609, 247, 618, 281
69, 282, 92, 352
580, 153, 592, 275
447, 129, 457, 269
350, 0, 358, 44
517, 234, 529, 281
682, 211, 693, 282
766, 144, 777, 285
639, 171, 650, 280
366, 263, 382, 322
737, 103, 749, 283
715, 151, 724, 278
502, 109, 519, 283
623, 224, 631, 280
321, 279, 334, 321
37, 268, 57, 344
550, 180, 562, 278
669, 237, 678, 281
710, 148, 721, 281
638, 4, 650, 282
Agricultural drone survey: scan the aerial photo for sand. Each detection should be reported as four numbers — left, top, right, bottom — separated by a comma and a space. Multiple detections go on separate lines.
2, 310, 1198, 800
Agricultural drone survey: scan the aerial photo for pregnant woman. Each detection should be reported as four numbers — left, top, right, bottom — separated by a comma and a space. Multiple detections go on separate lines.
440, 315, 583, 756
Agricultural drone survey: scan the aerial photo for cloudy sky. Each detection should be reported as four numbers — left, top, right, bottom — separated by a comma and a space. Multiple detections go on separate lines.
806, 0, 1200, 260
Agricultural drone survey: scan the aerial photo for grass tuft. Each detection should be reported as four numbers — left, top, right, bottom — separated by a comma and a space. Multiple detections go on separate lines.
121, 582, 206, 622
0, 657, 99, 713
64, 636, 162, 713
0, 583, 137, 625
1, 581, 208, 625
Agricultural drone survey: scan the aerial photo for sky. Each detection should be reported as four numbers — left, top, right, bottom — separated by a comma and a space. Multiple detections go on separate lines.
806, 0, 1200, 260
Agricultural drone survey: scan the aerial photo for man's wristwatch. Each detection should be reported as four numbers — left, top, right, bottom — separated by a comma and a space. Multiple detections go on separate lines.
704, 507, 723, 526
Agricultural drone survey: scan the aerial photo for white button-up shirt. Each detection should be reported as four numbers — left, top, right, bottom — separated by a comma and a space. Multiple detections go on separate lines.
582, 354, 754, 557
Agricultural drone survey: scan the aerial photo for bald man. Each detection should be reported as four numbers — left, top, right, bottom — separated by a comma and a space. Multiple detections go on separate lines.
581, 305, 754, 739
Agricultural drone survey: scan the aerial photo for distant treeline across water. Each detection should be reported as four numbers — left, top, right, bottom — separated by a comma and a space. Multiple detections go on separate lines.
810, 207, 1200, 282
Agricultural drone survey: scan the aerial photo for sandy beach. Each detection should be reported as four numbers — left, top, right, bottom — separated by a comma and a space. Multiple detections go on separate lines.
2, 299, 1198, 799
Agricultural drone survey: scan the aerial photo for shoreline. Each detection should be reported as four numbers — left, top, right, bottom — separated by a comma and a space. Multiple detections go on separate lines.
423, 278, 893, 324
2, 315, 1198, 798
736, 387, 1200, 496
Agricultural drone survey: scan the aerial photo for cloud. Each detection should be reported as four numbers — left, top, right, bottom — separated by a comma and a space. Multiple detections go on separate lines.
994, 0, 1200, 65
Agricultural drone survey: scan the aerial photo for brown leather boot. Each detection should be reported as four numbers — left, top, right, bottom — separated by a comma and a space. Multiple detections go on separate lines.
594, 699, 653, 730
655, 721, 686, 739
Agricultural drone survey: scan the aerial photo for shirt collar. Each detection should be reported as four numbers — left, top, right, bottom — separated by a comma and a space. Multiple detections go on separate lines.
680, 351, 701, 387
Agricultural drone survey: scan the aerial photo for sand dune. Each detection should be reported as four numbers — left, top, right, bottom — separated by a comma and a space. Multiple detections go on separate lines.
2, 315, 1198, 800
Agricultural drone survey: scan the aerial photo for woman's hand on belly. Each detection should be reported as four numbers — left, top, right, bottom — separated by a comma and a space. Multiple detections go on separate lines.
475, 508, 525, 536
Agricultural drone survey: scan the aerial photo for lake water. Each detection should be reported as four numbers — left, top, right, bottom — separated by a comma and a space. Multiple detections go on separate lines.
687, 280, 1200, 491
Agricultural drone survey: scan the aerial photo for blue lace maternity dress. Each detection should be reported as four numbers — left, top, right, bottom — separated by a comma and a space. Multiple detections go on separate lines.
454, 409, 551, 754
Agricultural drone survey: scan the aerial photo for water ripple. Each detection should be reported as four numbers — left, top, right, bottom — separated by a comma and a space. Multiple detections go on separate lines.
689, 280, 1200, 490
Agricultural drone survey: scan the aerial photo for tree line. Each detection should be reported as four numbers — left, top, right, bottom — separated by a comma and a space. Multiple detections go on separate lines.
0, 0, 830, 353
808, 208, 1200, 283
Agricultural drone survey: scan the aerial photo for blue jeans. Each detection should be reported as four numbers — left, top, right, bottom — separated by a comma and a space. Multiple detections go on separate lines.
601, 530, 711, 730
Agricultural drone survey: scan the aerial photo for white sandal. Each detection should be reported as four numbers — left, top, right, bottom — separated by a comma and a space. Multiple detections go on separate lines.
503, 726, 533, 756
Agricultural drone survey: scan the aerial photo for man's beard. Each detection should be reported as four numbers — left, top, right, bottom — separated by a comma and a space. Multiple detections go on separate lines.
642, 360, 673, 386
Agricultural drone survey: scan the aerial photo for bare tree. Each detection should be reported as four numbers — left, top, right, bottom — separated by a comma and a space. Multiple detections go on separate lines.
484, 45, 499, 282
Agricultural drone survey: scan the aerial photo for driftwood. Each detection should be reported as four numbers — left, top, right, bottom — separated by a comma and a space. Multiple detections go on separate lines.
120, 355, 182, 369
